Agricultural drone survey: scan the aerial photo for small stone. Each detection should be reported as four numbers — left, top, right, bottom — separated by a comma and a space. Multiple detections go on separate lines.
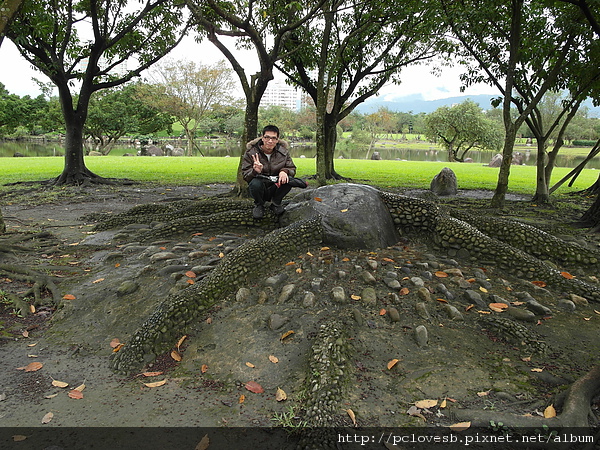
410, 277, 425, 288
388, 307, 400, 322
444, 268, 464, 277
367, 259, 378, 270
269, 314, 288, 330
384, 278, 401, 289
417, 287, 431, 302
257, 290, 269, 304
557, 299, 576, 312
188, 251, 210, 259
303, 291, 316, 307
337, 270, 347, 279
416, 302, 430, 320
362, 271, 377, 284
236, 288, 251, 302
311, 278, 324, 291
464, 290, 486, 308
330, 286, 346, 303
352, 308, 364, 326
149, 251, 178, 262
116, 280, 139, 296
569, 294, 589, 307
506, 306, 536, 322
415, 325, 428, 347
265, 273, 288, 287
525, 299, 552, 315
278, 284, 296, 303
361, 287, 377, 305
444, 304, 463, 321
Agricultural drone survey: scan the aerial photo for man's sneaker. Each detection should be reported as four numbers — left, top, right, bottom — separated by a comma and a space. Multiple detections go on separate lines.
270, 202, 285, 215
252, 204, 265, 219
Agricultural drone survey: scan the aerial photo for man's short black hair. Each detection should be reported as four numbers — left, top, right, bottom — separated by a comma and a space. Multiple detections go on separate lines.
262, 125, 279, 137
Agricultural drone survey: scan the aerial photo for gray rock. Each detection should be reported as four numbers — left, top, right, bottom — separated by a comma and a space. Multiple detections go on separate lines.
557, 299, 576, 312
415, 325, 429, 346
278, 284, 296, 303
388, 307, 400, 322
430, 167, 458, 196
384, 278, 401, 289
303, 291, 316, 307
352, 308, 364, 326
265, 273, 288, 288
411, 277, 425, 287
116, 280, 139, 296
361, 287, 377, 305
311, 278, 324, 291
269, 314, 288, 330
362, 271, 377, 284
464, 290, 487, 308
330, 286, 346, 303
149, 251, 178, 262
236, 288, 251, 302
526, 299, 552, 316
444, 304, 464, 321
506, 306, 536, 322
416, 302, 430, 320
282, 184, 401, 249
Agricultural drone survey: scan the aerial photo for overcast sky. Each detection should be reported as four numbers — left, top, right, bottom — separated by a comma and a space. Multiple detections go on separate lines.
0, 34, 496, 102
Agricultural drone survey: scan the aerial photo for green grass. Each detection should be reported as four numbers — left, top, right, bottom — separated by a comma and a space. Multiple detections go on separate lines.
0, 155, 597, 196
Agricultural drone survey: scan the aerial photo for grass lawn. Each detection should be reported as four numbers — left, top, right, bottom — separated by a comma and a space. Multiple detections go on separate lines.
1, 155, 597, 196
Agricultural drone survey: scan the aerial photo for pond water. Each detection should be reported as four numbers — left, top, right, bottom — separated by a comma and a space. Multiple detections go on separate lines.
1, 140, 599, 169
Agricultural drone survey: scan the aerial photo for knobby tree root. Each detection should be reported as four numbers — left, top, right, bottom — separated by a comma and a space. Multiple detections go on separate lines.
452, 365, 600, 430
0, 263, 63, 311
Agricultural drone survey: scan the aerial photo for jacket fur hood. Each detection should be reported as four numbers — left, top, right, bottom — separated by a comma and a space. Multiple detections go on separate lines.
246, 137, 290, 152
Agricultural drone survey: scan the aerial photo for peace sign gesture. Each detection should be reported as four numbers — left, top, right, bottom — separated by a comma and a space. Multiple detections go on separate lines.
252, 153, 263, 173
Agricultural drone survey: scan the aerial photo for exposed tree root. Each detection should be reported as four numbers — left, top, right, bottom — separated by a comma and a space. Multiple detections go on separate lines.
452, 365, 600, 430
0, 263, 63, 308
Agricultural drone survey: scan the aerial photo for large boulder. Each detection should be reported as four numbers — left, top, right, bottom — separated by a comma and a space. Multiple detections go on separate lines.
430, 167, 458, 196
281, 184, 400, 250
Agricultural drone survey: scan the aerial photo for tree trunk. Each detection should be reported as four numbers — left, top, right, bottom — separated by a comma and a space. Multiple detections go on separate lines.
0, 208, 5, 234
490, 125, 517, 208
578, 190, 600, 231
532, 138, 551, 203
232, 100, 260, 197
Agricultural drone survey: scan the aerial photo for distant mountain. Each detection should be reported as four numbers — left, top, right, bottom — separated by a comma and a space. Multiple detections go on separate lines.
356, 93, 600, 117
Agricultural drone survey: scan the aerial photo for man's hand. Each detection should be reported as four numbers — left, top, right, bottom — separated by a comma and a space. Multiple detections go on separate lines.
252, 153, 263, 173
278, 171, 289, 184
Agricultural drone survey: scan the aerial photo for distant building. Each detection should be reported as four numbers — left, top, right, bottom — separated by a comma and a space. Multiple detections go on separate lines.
260, 79, 301, 111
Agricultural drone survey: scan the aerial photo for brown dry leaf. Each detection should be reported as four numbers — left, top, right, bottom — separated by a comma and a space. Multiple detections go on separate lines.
239, 394, 245, 404
186, 279, 195, 285
531, 368, 544, 372
387, 359, 399, 370
176, 335, 187, 350
544, 404, 557, 418
406, 405, 426, 421
142, 371, 163, 377
185, 271, 196, 278
68, 389, 84, 399
195, 434, 210, 450
512, 301, 525, 306
584, 317, 592, 321
465, 304, 475, 312
479, 287, 488, 293
245, 362, 255, 368
218, 252, 224, 258
115, 263, 121, 268
73, 383, 85, 392
269, 355, 279, 364
560, 271, 574, 279
415, 399, 438, 409
206, 317, 212, 324
29, 304, 36, 314
346, 408, 357, 427
434, 271, 449, 278
478, 310, 491, 315
295, 268, 302, 274
28, 354, 38, 358
109, 338, 121, 348
306, 251, 314, 257
489, 302, 509, 310
594, 310, 600, 315
321, 246, 330, 251
62, 294, 76, 300
532, 280, 547, 287
17, 362, 43, 372
436, 298, 448, 303
245, 381, 264, 393
276, 387, 287, 402
22, 330, 29, 338
285, 261, 296, 266
340, 208, 348, 212
92, 278, 105, 284
379, 308, 387, 316
143, 380, 167, 388
12, 435, 27, 442
112, 343, 125, 353
44, 393, 59, 399
489, 305, 505, 313
449, 421, 471, 431
477, 390, 490, 397
51, 379, 69, 388
170, 350, 182, 362
280, 330, 295, 341
350, 294, 361, 300
342, 257, 350, 262
382, 257, 395, 262
41, 412, 54, 424
521, 356, 532, 362
314, 197, 323, 202
201, 364, 208, 374
27, 342, 37, 347
399, 287, 410, 296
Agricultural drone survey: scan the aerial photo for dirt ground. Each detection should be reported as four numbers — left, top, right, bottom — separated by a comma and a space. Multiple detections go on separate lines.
0, 182, 599, 449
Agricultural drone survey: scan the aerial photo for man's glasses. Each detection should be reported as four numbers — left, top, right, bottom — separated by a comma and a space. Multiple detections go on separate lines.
263, 136, 278, 141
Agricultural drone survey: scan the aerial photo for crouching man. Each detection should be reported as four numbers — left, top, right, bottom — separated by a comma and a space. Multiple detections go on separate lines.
242, 125, 303, 219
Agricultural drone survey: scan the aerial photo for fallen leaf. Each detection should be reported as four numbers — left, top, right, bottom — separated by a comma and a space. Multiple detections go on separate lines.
185, 271, 196, 278
435, 271, 449, 278
594, 310, 600, 315
449, 421, 471, 431
62, 294, 76, 300
92, 278, 105, 284
12, 435, 27, 442
51, 379, 69, 388
521, 356, 532, 362
440, 398, 447, 408
382, 257, 395, 262
342, 257, 350, 262
112, 343, 124, 352
285, 261, 296, 266
195, 434, 210, 450
512, 301, 525, 306
531, 368, 544, 372
532, 280, 547, 287
479, 287, 488, 293
29, 304, 35, 313
22, 330, 29, 338
584, 317, 592, 321
489, 302, 509, 310
239, 394, 245, 404
415, 399, 438, 409
245, 362, 255, 368
307, 252, 314, 257
17, 362, 43, 372
436, 298, 448, 303
176, 335, 187, 350
27, 354, 38, 358
269, 355, 279, 364
245, 381, 264, 393
201, 364, 208, 374
314, 197, 322, 202
186, 279, 195, 285
477, 390, 490, 397
321, 246, 330, 251
276, 387, 287, 401
218, 252, 224, 258
170, 350, 182, 362
73, 383, 85, 392
340, 208, 348, 212
109, 338, 121, 348
387, 359, 400, 370
346, 408, 357, 426
295, 268, 302, 274
478, 310, 491, 315
406, 405, 426, 421
379, 308, 387, 316
465, 304, 474, 312
351, 294, 361, 300
115, 263, 120, 268
544, 404, 556, 418
27, 342, 37, 347
399, 287, 410, 295
41, 412, 54, 424
206, 317, 212, 324
560, 271, 574, 279
142, 371, 163, 377
143, 380, 167, 388
280, 330, 295, 341
68, 389, 84, 399
44, 393, 59, 399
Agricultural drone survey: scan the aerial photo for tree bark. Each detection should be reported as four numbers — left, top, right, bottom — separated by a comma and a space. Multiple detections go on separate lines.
0, 208, 5, 234
578, 190, 600, 231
